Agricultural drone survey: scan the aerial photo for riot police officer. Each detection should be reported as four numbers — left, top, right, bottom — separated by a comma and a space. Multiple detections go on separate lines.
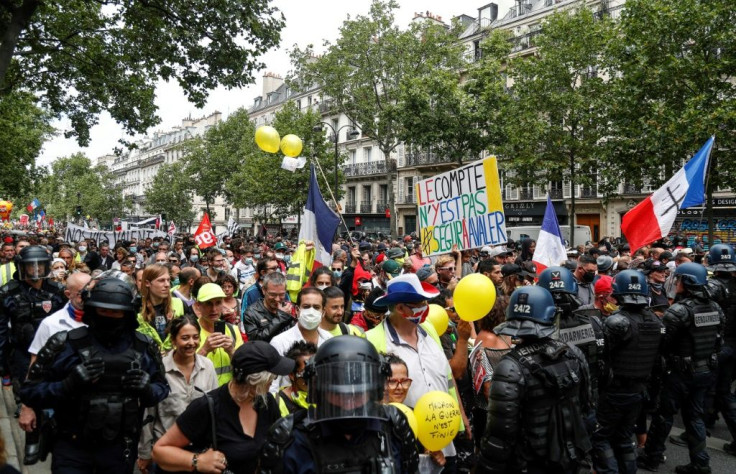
20, 277, 169, 473
477, 286, 592, 473
703, 244, 736, 454
538, 266, 605, 405
260, 335, 419, 473
593, 270, 663, 474
0, 245, 65, 463
638, 263, 723, 473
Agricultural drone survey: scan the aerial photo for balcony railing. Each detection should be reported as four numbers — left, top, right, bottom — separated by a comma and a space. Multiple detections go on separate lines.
549, 188, 563, 199
402, 194, 416, 204
510, 31, 541, 53
360, 201, 373, 213
519, 189, 534, 200
376, 200, 388, 212
581, 187, 598, 198
343, 160, 388, 177
345, 204, 356, 214
622, 183, 641, 194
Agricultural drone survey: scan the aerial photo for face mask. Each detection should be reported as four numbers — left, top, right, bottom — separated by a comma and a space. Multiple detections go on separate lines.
245, 258, 253, 265
582, 271, 596, 283
603, 302, 619, 313
171, 278, 180, 286
254, 253, 262, 259
152, 243, 159, 249
333, 270, 342, 278
190, 255, 199, 263
298, 308, 323, 330
275, 252, 285, 260
284, 255, 291, 263
53, 269, 65, 278
404, 304, 429, 324
316, 283, 329, 291
129, 246, 137, 253
78, 246, 86, 253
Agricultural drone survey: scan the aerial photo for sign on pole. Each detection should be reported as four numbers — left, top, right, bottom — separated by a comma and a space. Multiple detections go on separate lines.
416, 156, 507, 256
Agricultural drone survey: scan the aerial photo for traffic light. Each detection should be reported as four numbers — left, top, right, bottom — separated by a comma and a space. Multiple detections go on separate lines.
75, 206, 82, 216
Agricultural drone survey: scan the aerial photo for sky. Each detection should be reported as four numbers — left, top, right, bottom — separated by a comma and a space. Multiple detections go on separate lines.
38, 0, 515, 166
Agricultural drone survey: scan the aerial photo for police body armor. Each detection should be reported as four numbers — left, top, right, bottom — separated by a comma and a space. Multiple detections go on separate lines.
555, 308, 605, 399
507, 340, 592, 470
607, 308, 663, 386
709, 276, 736, 346
671, 298, 722, 369
67, 327, 149, 444
2, 280, 64, 349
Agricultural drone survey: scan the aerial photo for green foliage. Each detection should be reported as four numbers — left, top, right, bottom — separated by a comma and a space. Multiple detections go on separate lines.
33, 153, 124, 223
0, 90, 52, 199
144, 163, 196, 227
606, 0, 736, 190
0, 0, 285, 145
226, 102, 333, 221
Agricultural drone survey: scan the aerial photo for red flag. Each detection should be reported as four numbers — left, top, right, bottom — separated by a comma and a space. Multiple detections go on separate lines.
48, 217, 55, 226
194, 213, 217, 249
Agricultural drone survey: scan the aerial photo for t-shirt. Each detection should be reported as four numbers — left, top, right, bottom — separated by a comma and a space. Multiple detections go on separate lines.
176, 385, 280, 474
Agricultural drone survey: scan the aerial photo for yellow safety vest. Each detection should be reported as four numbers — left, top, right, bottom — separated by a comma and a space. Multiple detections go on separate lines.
199, 323, 244, 386
0, 262, 15, 286
286, 241, 315, 302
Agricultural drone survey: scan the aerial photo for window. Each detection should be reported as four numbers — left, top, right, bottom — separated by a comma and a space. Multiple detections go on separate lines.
348, 187, 356, 205
363, 147, 372, 162
362, 185, 372, 202
350, 149, 357, 165
225, 208, 231, 220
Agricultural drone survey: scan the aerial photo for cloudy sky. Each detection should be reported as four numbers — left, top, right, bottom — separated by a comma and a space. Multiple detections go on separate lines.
38, 0, 514, 166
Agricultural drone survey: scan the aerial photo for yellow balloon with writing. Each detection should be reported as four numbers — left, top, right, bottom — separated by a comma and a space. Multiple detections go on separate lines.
425, 304, 449, 336
389, 402, 418, 438
255, 126, 281, 154
413, 391, 461, 451
0, 200, 12, 221
454, 273, 496, 322
280, 134, 303, 158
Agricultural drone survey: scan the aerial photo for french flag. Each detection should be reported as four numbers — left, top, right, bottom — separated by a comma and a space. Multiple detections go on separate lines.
532, 195, 567, 274
299, 164, 340, 269
622, 137, 713, 252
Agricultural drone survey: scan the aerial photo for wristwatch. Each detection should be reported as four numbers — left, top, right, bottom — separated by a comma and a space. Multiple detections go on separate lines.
191, 453, 198, 472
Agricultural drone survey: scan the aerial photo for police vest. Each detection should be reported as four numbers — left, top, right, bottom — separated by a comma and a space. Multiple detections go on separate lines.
6, 281, 64, 348
609, 308, 663, 382
555, 308, 604, 396
507, 340, 591, 469
68, 327, 150, 443
305, 423, 392, 473
713, 276, 736, 345
677, 299, 721, 362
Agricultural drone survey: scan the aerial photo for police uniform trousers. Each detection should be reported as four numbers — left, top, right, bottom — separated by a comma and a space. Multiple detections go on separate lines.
646, 370, 714, 467
592, 390, 644, 474
713, 344, 736, 438
51, 437, 135, 474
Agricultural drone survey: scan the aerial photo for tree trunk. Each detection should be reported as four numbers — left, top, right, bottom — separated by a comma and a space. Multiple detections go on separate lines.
569, 152, 576, 248
0, 0, 40, 91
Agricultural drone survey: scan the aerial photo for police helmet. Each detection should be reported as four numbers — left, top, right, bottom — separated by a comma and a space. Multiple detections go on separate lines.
17, 245, 51, 282
707, 244, 736, 272
612, 270, 649, 306
538, 266, 578, 295
82, 277, 138, 325
305, 335, 390, 422
674, 262, 708, 288
495, 286, 558, 339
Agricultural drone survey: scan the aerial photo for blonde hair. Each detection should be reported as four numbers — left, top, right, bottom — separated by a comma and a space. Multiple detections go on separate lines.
232, 370, 275, 405
140, 265, 173, 324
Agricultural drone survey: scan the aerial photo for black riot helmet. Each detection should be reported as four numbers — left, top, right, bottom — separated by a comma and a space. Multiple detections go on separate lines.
707, 244, 736, 272
612, 270, 649, 306
82, 277, 138, 325
17, 245, 51, 282
305, 335, 390, 422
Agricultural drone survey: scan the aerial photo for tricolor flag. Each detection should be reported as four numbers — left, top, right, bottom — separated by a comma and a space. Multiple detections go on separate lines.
298, 164, 340, 269
155, 215, 161, 230
30, 198, 40, 210
168, 221, 177, 236
532, 195, 567, 274
194, 213, 217, 249
226, 217, 240, 237
622, 137, 713, 252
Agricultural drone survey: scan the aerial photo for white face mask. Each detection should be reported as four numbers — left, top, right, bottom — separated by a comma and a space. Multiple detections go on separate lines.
78, 246, 86, 253
315, 283, 329, 290
298, 307, 323, 330
275, 252, 285, 260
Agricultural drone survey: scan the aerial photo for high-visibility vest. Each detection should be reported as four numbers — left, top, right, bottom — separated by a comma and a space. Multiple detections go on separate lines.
0, 262, 15, 286
286, 241, 315, 302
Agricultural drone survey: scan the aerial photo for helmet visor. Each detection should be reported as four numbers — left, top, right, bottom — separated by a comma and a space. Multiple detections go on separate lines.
308, 361, 386, 422
19, 262, 50, 281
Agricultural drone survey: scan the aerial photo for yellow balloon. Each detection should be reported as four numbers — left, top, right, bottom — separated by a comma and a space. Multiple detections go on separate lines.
425, 304, 449, 335
389, 402, 418, 438
413, 391, 461, 451
255, 126, 280, 153
454, 273, 496, 322
280, 134, 303, 158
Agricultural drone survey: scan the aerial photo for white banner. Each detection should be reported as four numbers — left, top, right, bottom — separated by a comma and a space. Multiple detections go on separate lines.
64, 223, 168, 247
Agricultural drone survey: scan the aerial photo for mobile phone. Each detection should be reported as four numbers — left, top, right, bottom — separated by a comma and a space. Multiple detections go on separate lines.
214, 320, 226, 334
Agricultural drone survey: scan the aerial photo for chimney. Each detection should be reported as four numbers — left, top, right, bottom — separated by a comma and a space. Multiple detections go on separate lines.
262, 72, 284, 100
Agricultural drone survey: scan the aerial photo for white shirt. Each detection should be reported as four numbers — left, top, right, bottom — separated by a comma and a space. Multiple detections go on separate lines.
29, 303, 86, 355
231, 260, 256, 292
269, 324, 333, 393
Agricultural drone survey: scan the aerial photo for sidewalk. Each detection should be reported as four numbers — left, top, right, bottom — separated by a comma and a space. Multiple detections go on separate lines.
1, 387, 50, 474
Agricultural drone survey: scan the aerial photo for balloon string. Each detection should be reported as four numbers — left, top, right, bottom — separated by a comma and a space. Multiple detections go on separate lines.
310, 156, 353, 245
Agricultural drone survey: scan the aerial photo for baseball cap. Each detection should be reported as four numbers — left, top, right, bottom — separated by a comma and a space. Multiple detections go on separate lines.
381, 259, 402, 279
501, 263, 523, 278
642, 258, 666, 275
480, 246, 492, 255
489, 246, 512, 259
364, 287, 387, 313
595, 275, 613, 294
197, 283, 226, 302
274, 242, 287, 251
231, 341, 295, 377
415, 264, 435, 281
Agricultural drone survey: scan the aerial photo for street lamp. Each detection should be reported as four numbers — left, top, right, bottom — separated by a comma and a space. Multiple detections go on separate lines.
313, 122, 360, 206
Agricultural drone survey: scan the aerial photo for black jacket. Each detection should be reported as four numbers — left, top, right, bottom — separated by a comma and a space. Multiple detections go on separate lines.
243, 299, 294, 342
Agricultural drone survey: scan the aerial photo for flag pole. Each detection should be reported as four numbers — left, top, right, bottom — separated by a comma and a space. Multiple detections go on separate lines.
310, 156, 354, 245
695, 136, 716, 245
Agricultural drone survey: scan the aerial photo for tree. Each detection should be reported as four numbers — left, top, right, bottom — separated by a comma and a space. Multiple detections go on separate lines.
605, 0, 736, 242
0, 90, 52, 198
35, 153, 124, 223
487, 8, 616, 245
0, 0, 284, 145
144, 163, 196, 227
226, 102, 333, 222
290, 0, 465, 235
